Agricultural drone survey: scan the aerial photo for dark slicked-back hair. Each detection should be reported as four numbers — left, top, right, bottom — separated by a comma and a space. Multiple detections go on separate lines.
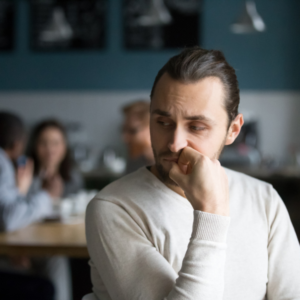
150, 46, 240, 125
0, 111, 25, 150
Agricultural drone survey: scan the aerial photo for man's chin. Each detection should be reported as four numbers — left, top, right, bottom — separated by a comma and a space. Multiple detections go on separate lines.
155, 163, 178, 187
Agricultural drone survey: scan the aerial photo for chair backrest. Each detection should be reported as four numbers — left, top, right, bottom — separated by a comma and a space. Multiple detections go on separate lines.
82, 293, 98, 300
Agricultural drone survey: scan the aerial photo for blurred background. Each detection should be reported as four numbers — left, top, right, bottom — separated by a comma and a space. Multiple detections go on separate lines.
1, 0, 300, 168
0, 0, 299, 299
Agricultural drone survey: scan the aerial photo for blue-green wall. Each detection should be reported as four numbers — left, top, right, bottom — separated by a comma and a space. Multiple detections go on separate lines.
0, 0, 299, 91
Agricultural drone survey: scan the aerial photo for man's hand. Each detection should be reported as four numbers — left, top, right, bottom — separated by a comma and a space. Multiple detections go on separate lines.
169, 147, 229, 216
16, 159, 34, 196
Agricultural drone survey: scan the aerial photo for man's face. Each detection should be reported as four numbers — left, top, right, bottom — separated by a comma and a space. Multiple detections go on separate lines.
122, 115, 150, 158
150, 73, 231, 185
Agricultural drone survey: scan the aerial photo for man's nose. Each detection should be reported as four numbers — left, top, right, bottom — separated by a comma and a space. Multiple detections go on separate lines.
167, 127, 188, 153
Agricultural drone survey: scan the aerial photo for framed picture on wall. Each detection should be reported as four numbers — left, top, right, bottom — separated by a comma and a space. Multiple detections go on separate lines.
123, 0, 201, 50
0, 0, 15, 51
30, 0, 107, 51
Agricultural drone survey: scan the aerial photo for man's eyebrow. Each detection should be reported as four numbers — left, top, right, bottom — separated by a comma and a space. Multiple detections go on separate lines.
151, 109, 171, 117
152, 109, 215, 123
184, 115, 213, 122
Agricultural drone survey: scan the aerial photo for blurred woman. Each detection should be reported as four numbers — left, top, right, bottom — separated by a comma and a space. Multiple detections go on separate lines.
27, 119, 84, 300
28, 119, 83, 198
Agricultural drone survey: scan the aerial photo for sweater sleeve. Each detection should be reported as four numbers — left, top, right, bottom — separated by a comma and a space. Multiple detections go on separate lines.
86, 198, 230, 300
266, 187, 300, 299
0, 190, 53, 232
0, 154, 53, 232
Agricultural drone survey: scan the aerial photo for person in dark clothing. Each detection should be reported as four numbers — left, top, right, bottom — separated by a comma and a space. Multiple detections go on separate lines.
0, 271, 54, 300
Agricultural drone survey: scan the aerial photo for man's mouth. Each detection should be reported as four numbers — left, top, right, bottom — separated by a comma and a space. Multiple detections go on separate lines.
163, 157, 179, 164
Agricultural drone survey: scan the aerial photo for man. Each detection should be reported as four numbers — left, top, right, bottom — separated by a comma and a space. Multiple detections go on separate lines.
86, 47, 300, 299
0, 112, 71, 300
122, 100, 154, 173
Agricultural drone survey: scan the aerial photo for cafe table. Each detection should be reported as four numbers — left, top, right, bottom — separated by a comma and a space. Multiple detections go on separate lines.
0, 219, 89, 258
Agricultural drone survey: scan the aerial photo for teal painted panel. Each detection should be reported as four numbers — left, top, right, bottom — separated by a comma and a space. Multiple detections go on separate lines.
203, 0, 300, 90
0, 0, 299, 90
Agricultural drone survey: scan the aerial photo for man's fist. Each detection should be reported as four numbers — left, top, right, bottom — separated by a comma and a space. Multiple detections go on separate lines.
169, 147, 229, 216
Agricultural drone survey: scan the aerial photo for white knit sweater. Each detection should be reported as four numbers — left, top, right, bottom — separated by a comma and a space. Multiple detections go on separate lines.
86, 167, 300, 300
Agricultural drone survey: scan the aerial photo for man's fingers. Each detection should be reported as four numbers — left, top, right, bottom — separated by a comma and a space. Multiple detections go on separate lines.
178, 147, 208, 174
178, 147, 199, 165
169, 162, 187, 188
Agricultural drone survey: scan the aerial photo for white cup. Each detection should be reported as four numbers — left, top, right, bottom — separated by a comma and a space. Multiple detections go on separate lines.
60, 199, 73, 220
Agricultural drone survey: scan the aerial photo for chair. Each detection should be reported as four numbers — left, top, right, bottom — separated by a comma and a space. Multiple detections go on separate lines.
82, 293, 98, 300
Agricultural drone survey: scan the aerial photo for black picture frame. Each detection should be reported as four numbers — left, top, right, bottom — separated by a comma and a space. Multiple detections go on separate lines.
123, 0, 201, 50
30, 0, 107, 51
0, 0, 15, 51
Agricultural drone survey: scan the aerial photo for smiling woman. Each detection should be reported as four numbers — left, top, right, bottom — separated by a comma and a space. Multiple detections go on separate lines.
27, 119, 83, 199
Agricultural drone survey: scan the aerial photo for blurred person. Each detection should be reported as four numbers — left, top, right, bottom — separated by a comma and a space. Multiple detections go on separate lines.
86, 47, 300, 300
0, 113, 72, 300
122, 100, 154, 173
0, 112, 53, 232
0, 111, 55, 300
28, 119, 83, 198
26, 119, 84, 300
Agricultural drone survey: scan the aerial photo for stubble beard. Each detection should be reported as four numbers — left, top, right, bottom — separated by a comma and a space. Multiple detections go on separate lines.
152, 137, 227, 187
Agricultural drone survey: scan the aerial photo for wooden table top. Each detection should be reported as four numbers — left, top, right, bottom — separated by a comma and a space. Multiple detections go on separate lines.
0, 220, 89, 258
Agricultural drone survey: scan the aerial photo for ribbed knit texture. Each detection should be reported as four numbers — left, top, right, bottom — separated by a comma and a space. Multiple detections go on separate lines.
192, 211, 230, 243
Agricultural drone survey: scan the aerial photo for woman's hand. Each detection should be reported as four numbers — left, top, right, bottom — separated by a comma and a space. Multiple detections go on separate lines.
16, 159, 34, 196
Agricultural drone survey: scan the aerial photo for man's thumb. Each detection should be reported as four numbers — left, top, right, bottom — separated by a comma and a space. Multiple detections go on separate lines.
169, 163, 187, 187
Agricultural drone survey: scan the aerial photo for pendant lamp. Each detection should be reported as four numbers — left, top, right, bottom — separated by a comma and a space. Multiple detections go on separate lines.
231, 1, 266, 34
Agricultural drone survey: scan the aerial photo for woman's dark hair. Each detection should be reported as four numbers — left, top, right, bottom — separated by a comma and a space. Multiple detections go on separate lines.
28, 119, 73, 182
150, 46, 240, 126
0, 111, 25, 150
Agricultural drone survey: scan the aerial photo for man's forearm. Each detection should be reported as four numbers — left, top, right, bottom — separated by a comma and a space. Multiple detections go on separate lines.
166, 211, 230, 299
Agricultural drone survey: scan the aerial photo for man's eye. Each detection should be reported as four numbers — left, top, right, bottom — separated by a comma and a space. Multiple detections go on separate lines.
191, 126, 206, 131
158, 121, 171, 126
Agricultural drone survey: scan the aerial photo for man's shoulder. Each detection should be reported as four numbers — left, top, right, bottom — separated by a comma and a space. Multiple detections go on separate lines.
95, 167, 151, 203
225, 167, 275, 201
225, 167, 270, 186
87, 168, 155, 223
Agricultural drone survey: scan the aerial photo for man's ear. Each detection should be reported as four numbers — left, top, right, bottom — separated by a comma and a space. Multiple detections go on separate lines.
225, 114, 244, 146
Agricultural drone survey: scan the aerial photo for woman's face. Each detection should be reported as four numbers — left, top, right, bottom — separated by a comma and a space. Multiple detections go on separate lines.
36, 127, 67, 170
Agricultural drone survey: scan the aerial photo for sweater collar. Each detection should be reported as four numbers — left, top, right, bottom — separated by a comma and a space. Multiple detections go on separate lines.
140, 166, 192, 208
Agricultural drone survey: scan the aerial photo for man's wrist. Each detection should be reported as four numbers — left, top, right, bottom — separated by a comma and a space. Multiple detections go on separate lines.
189, 196, 230, 217
192, 211, 230, 243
